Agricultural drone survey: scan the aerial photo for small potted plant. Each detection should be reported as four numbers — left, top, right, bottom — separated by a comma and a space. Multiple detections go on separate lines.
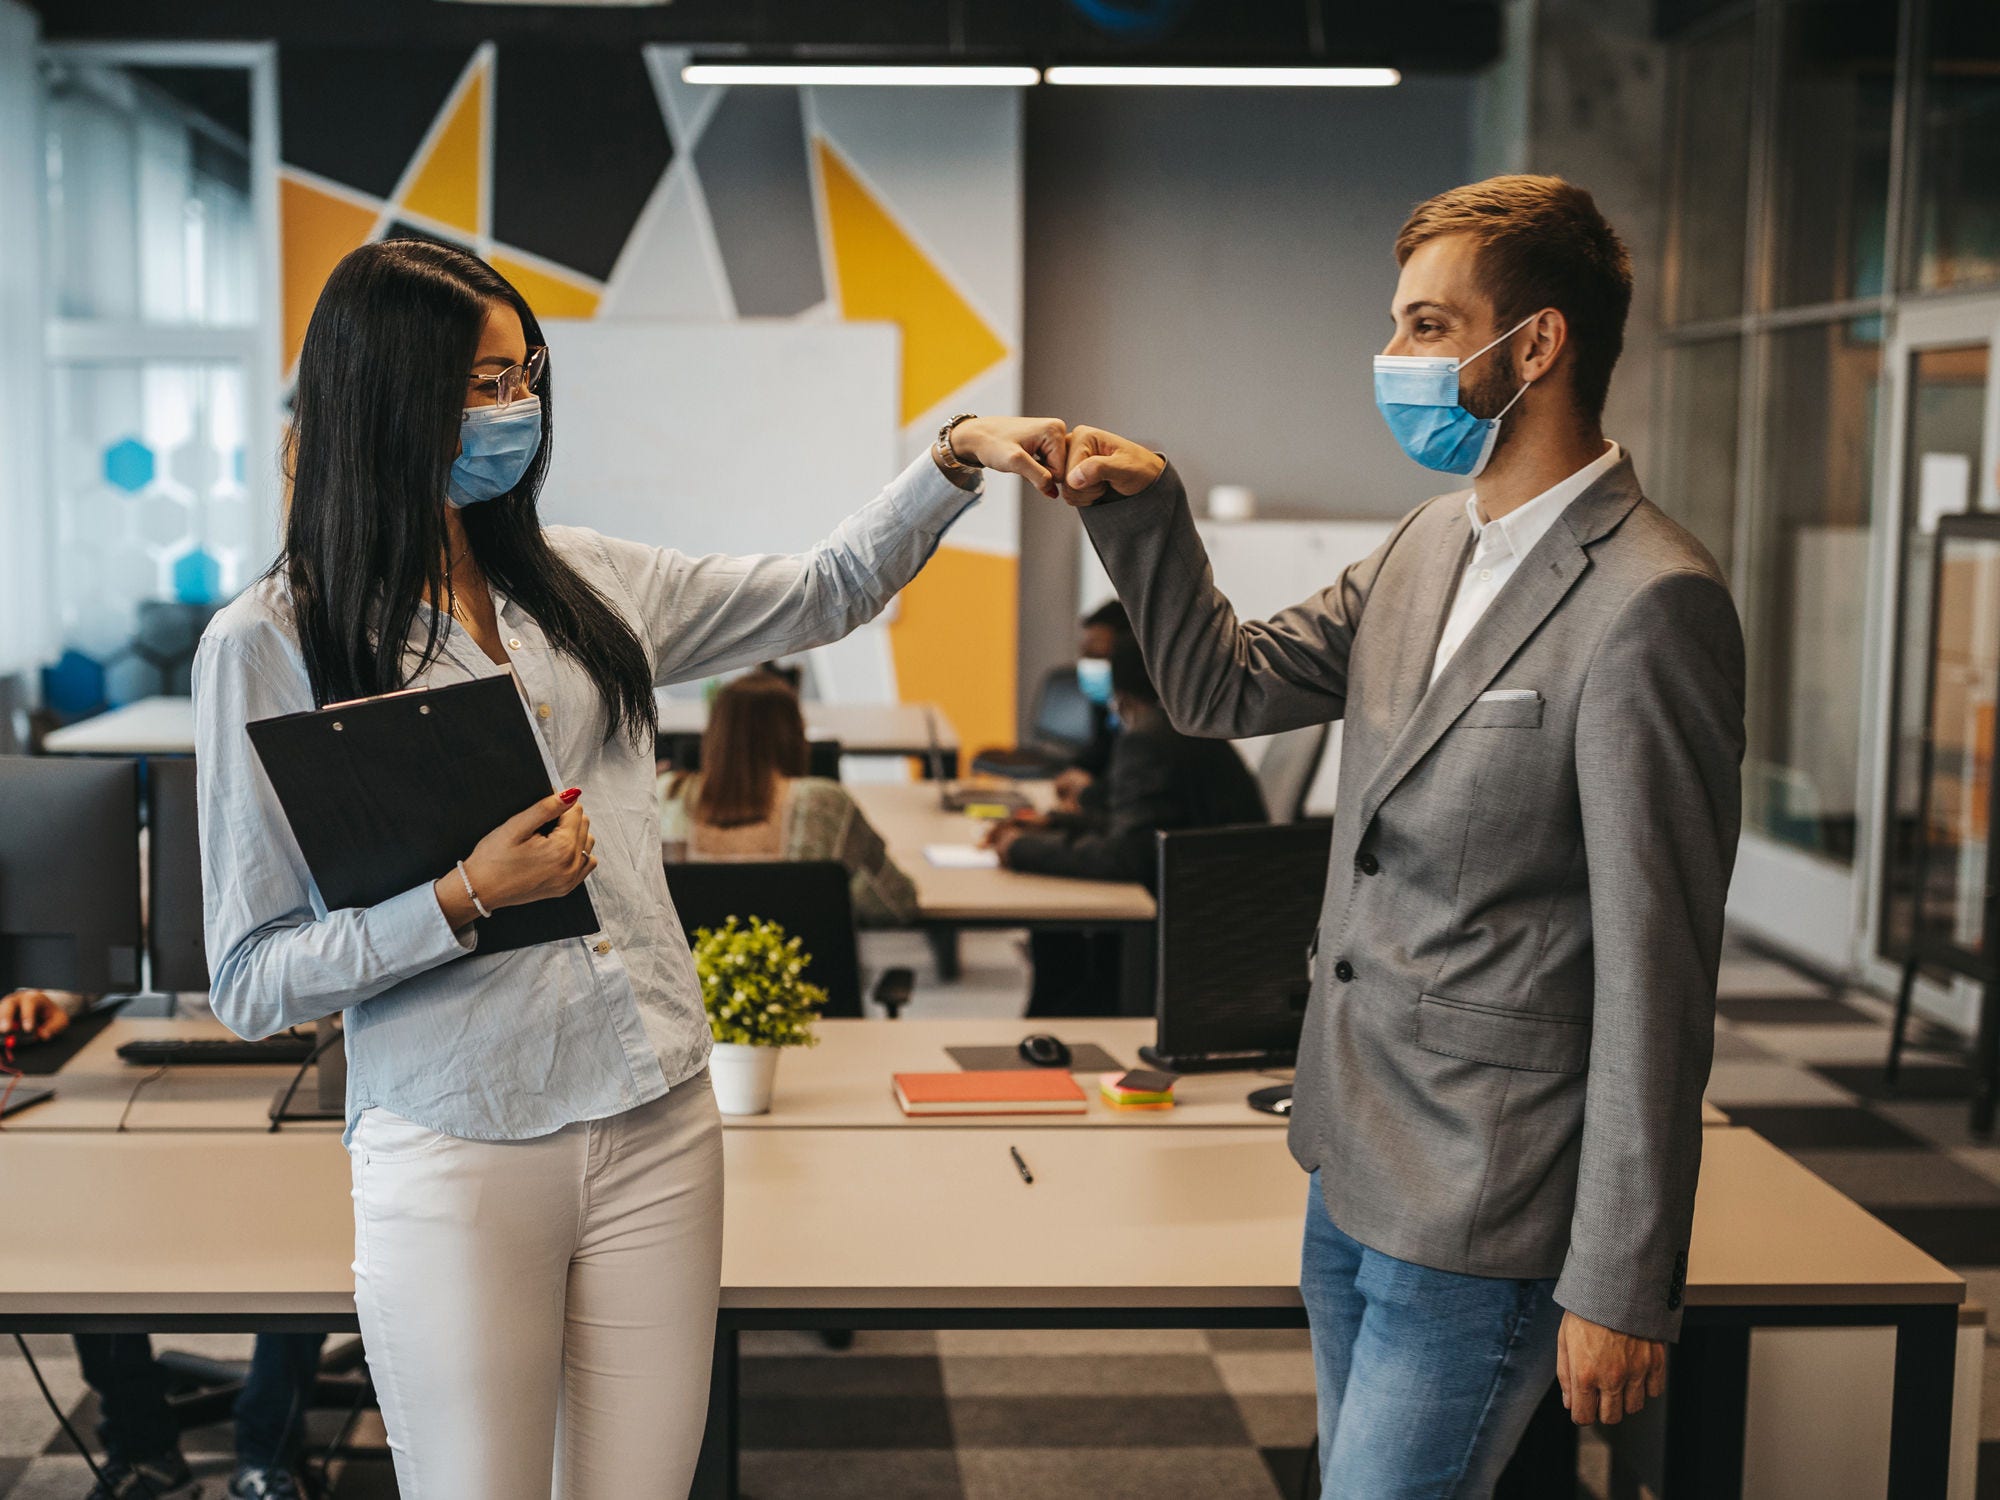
693, 915, 828, 1115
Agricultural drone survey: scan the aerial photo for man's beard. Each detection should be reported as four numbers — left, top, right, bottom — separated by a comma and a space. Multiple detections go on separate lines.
1457, 353, 1526, 464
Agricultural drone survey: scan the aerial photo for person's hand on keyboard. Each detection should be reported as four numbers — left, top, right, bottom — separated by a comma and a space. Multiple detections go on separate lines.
0, 989, 71, 1046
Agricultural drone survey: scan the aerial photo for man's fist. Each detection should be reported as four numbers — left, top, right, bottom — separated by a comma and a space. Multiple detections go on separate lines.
1556, 1311, 1666, 1426
949, 417, 1070, 499
1060, 426, 1167, 507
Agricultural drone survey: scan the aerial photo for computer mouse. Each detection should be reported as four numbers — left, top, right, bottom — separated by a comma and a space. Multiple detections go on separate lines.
1017, 1033, 1072, 1069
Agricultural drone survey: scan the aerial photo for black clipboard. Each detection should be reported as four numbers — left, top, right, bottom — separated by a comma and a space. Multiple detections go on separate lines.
245, 673, 598, 956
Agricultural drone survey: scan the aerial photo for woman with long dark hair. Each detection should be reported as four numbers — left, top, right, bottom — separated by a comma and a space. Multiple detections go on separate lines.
193, 238, 1064, 1495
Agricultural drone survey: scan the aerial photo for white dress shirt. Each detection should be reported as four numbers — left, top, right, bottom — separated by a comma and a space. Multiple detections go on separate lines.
1428, 440, 1624, 684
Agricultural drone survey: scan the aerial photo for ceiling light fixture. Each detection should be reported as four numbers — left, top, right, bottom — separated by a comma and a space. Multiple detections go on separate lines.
681, 63, 1041, 87
1042, 65, 1401, 87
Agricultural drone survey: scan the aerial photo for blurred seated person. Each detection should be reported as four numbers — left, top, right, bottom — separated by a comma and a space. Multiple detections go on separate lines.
986, 635, 1267, 1014
1051, 599, 1129, 814
658, 672, 919, 926
2, 989, 326, 1500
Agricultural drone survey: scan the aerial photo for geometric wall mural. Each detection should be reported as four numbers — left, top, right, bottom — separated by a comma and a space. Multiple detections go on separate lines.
275, 43, 1025, 753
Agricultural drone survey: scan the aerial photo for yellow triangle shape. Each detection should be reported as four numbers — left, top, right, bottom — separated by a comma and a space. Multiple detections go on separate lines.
279, 172, 380, 371
401, 61, 486, 235
491, 252, 601, 320
815, 139, 1008, 426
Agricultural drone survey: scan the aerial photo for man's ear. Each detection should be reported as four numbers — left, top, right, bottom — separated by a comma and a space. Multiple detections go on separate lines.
1520, 307, 1570, 383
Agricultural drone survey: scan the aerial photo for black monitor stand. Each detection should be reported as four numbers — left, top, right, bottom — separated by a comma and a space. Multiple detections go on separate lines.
1138, 1042, 1297, 1074
269, 1016, 346, 1126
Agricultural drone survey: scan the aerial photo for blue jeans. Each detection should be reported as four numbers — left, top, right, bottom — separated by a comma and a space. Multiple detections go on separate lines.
1300, 1171, 1564, 1499
74, 1331, 327, 1469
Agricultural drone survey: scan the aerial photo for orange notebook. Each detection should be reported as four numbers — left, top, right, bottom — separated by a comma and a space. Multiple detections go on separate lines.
893, 1069, 1088, 1117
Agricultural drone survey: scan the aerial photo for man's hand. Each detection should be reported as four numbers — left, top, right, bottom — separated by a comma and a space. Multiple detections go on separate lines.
0, 989, 70, 1043
949, 417, 1070, 499
982, 822, 1029, 863
1556, 1311, 1666, 1426
1060, 426, 1167, 507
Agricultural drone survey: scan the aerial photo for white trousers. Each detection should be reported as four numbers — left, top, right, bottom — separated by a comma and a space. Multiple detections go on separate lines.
348, 1071, 724, 1498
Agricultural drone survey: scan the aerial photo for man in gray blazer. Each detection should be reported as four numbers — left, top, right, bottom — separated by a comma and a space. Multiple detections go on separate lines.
1053, 175, 1745, 1495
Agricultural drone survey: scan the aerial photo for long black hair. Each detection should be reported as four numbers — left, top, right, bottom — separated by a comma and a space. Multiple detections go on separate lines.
279, 238, 655, 745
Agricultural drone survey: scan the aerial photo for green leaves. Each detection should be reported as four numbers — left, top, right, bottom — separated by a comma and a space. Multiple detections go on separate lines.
691, 915, 829, 1049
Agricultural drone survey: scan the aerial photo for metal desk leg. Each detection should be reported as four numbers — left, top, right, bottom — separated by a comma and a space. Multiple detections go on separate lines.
1661, 1321, 1749, 1498
1888, 1305, 1957, 1498
692, 1324, 739, 1500
1494, 1379, 1575, 1498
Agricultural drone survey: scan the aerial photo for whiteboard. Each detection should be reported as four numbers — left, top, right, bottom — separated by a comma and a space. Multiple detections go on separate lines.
537, 320, 903, 701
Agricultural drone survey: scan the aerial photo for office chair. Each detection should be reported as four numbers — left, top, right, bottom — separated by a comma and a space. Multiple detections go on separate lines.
971, 665, 1100, 779
664, 859, 915, 1019
656, 733, 844, 782
1256, 722, 1330, 824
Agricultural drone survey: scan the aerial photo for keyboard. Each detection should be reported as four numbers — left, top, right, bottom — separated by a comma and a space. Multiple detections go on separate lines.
116, 1035, 317, 1067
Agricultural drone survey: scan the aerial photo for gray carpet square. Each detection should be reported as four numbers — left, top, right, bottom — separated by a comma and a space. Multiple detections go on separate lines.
957, 1446, 1284, 1500
1211, 1351, 1316, 1397
1205, 1329, 1311, 1354
740, 1393, 955, 1451
1716, 996, 1871, 1026
948, 1395, 1250, 1449
738, 1448, 965, 1500
1718, 1105, 1926, 1150
1231, 1394, 1318, 1447
941, 1355, 1223, 1398
1788, 1148, 2000, 1208
740, 1354, 947, 1399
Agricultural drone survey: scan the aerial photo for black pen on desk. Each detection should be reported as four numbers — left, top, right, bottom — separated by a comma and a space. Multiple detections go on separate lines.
1010, 1145, 1034, 1185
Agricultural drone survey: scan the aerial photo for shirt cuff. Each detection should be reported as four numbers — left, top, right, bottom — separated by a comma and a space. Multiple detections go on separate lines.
891, 449, 983, 534
375, 880, 480, 975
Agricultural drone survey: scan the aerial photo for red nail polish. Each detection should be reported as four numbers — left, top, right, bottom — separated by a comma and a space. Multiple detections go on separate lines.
560, 787, 581, 804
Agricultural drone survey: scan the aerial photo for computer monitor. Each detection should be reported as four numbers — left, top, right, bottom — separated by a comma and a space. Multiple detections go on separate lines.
1140, 819, 1333, 1073
147, 756, 209, 992
0, 755, 142, 993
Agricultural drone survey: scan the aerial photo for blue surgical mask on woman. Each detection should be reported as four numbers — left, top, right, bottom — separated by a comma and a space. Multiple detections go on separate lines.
1372, 315, 1535, 478
1077, 656, 1114, 706
447, 395, 543, 507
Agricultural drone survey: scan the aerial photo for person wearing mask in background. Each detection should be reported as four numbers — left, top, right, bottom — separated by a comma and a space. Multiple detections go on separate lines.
195, 237, 1067, 1496
1051, 599, 1131, 815
987, 633, 1266, 1015
659, 671, 919, 925
2, 989, 325, 1500
1047, 176, 1744, 1495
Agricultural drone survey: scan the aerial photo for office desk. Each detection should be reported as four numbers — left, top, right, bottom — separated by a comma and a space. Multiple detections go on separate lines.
731, 1018, 1286, 1130
13, 1017, 1737, 1136
847, 780, 1157, 1014
3, 1016, 341, 1134
42, 696, 961, 767
846, 781, 1156, 927
41, 695, 194, 755
0, 1126, 1960, 1498
657, 697, 957, 771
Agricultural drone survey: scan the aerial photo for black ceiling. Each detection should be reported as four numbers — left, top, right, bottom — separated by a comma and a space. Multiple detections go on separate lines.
27, 0, 1505, 74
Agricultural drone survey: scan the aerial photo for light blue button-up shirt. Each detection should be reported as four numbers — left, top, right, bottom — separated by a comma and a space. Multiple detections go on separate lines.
193, 454, 979, 1145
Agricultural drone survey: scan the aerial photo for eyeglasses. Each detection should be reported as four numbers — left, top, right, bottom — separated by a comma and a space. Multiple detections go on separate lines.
468, 345, 548, 406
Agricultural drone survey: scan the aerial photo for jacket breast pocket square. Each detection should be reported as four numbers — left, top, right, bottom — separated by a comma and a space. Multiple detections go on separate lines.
1459, 690, 1544, 729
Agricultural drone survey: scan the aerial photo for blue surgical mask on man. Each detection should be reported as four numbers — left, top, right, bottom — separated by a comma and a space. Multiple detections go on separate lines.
447, 395, 543, 507
1077, 657, 1113, 706
1372, 315, 1535, 478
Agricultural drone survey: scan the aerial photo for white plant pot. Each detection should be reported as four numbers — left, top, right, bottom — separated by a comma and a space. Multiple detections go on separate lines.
710, 1041, 782, 1116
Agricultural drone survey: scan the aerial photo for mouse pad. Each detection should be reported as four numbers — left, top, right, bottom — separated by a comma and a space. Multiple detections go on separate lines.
946, 1043, 1126, 1074
7, 998, 130, 1075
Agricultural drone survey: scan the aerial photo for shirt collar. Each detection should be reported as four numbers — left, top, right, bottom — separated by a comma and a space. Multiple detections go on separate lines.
1464, 440, 1623, 562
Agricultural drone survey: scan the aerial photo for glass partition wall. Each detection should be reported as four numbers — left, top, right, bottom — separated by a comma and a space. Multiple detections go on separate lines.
1656, 0, 2000, 1011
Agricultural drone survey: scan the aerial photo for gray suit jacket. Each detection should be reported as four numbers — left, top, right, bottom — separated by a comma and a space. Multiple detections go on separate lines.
1081, 456, 1744, 1342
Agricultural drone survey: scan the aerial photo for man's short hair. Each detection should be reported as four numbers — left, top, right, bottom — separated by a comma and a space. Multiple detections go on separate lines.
1395, 175, 1632, 423
1083, 599, 1130, 633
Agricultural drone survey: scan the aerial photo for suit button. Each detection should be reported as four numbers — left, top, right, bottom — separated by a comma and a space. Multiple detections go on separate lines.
1333, 960, 1354, 983
1356, 852, 1379, 876
594, 939, 612, 955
